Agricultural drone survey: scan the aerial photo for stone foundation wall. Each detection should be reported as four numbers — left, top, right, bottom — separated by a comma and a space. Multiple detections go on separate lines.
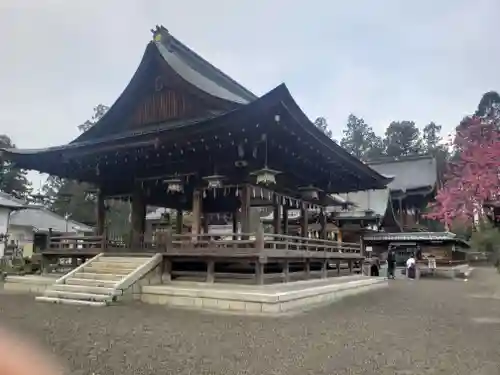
141, 278, 387, 315
119, 264, 163, 301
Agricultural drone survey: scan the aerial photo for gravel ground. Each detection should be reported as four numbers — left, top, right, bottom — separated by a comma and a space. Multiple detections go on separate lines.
1, 268, 500, 375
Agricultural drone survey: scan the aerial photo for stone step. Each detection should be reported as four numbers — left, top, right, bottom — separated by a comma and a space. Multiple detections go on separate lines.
65, 278, 118, 288
90, 262, 143, 271
100, 256, 152, 263
74, 272, 125, 281
44, 289, 113, 302
82, 266, 134, 275
35, 296, 107, 307
50, 284, 120, 296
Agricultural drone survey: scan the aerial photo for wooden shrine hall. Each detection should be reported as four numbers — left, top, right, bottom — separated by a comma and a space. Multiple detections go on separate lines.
2, 26, 391, 282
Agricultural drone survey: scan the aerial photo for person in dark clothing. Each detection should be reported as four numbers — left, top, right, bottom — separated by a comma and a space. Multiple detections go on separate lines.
387, 250, 396, 279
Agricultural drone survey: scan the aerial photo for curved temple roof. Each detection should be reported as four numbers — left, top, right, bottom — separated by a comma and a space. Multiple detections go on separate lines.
153, 26, 256, 104
2, 26, 392, 193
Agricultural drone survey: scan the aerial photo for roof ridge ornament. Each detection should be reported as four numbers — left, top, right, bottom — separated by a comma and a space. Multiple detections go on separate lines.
151, 25, 170, 44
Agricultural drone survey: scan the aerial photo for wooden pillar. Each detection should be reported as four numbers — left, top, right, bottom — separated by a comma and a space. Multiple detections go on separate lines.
283, 207, 289, 235
176, 209, 183, 234
272, 204, 281, 234
321, 259, 328, 278
300, 203, 309, 238
304, 259, 311, 279
255, 261, 264, 285
319, 208, 327, 240
232, 211, 238, 240
202, 214, 209, 234
206, 260, 215, 283
191, 189, 202, 236
240, 185, 251, 234
130, 188, 146, 249
96, 191, 106, 236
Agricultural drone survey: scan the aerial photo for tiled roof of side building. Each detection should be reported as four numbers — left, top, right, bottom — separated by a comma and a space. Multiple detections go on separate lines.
9, 205, 94, 234
332, 188, 391, 218
367, 155, 437, 192
0, 191, 26, 209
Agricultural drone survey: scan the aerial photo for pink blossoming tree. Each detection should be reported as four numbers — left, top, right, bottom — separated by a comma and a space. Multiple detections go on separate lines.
426, 111, 500, 228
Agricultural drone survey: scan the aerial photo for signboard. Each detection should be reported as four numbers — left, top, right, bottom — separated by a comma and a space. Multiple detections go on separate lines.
365, 246, 373, 252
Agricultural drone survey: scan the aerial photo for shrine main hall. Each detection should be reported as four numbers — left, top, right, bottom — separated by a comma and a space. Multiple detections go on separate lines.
2, 26, 391, 311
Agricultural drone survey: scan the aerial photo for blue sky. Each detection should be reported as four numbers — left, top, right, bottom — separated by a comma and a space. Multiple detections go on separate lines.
0, 0, 499, 186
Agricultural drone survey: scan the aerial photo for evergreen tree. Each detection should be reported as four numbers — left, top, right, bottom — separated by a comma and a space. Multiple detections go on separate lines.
0, 135, 32, 199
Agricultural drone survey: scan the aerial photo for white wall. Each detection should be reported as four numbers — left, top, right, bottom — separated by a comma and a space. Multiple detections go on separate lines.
8, 225, 34, 258
0, 207, 11, 257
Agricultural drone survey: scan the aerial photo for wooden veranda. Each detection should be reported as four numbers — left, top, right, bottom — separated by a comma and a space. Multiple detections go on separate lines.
41, 232, 363, 284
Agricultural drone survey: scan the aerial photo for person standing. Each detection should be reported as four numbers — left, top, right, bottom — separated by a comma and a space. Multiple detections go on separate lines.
406, 254, 417, 280
387, 250, 396, 279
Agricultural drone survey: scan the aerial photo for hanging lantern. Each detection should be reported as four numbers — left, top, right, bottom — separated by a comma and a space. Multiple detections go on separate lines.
30, 192, 46, 205
299, 185, 321, 201
84, 189, 98, 202
164, 177, 183, 193
203, 174, 225, 189
250, 167, 281, 186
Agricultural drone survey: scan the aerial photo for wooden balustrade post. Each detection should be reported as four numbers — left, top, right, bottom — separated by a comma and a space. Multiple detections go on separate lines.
255, 226, 264, 255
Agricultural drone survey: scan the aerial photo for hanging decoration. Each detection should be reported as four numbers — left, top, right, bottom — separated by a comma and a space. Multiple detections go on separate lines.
250, 132, 281, 186
84, 189, 98, 202
251, 167, 281, 186
299, 185, 321, 201
164, 177, 183, 194
203, 174, 225, 190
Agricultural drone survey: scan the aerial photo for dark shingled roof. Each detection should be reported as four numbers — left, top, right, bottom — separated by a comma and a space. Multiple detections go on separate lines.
153, 26, 257, 104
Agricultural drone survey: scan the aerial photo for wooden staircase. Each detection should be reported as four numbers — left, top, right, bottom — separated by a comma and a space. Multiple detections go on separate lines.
35, 254, 162, 306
